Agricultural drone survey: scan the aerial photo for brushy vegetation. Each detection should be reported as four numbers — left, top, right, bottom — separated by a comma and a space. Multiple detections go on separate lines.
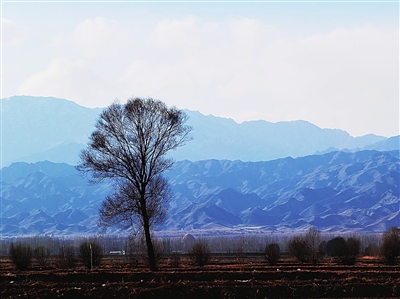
169, 251, 181, 268
1, 229, 398, 270
287, 236, 309, 263
326, 236, 361, 265
233, 235, 247, 264
326, 237, 347, 257
56, 246, 76, 269
79, 241, 103, 270
304, 227, 322, 265
380, 227, 400, 265
264, 243, 280, 265
33, 246, 51, 267
9, 242, 32, 271
189, 239, 211, 267
340, 237, 361, 265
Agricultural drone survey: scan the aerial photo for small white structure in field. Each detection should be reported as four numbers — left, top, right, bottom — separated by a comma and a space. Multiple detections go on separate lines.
181, 233, 196, 250
109, 250, 125, 255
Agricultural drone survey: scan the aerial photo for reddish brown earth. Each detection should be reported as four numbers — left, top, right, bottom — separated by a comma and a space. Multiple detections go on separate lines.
1, 255, 399, 298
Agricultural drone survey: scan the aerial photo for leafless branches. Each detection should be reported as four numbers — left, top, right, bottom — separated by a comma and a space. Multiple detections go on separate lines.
77, 98, 192, 270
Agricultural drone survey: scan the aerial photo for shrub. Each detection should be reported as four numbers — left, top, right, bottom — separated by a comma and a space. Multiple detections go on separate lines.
129, 252, 140, 267
233, 236, 247, 264
340, 237, 361, 265
287, 236, 309, 263
33, 246, 51, 267
381, 227, 400, 265
9, 242, 32, 271
305, 227, 322, 265
318, 241, 327, 256
169, 251, 181, 268
189, 239, 211, 267
326, 236, 361, 265
364, 243, 380, 256
326, 237, 347, 257
127, 235, 140, 267
79, 241, 103, 270
56, 246, 76, 269
265, 243, 280, 266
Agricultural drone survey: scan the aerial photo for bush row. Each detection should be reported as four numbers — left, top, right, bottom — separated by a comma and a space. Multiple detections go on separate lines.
5, 227, 400, 270
280, 226, 400, 266
8, 240, 103, 271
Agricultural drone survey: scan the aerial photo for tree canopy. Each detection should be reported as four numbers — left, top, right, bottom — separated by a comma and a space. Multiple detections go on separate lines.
77, 98, 192, 270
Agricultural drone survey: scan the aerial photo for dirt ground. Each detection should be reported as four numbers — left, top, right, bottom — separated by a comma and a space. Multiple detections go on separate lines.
1, 255, 399, 299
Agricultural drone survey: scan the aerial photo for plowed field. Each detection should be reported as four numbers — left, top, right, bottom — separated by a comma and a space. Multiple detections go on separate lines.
1, 255, 399, 298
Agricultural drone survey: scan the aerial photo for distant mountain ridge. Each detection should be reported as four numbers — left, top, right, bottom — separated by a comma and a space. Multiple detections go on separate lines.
2, 95, 397, 166
2, 96, 103, 166
1, 150, 398, 235
164, 150, 399, 232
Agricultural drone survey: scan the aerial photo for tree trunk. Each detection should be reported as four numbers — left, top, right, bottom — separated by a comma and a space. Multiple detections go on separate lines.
140, 192, 157, 271
143, 218, 157, 271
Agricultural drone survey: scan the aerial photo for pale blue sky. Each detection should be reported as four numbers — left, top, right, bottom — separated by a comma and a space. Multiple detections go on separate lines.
2, 1, 399, 137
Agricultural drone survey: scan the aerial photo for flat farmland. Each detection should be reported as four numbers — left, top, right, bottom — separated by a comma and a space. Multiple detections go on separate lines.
1, 255, 399, 298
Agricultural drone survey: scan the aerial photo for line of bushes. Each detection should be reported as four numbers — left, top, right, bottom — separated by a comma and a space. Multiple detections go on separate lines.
8, 240, 103, 271
5, 226, 400, 270
284, 226, 400, 266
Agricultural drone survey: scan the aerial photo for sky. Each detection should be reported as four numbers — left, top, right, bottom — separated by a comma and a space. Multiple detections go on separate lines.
1, 0, 399, 137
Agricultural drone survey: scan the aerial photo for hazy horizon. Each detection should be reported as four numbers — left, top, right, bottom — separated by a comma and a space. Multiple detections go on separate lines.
3, 94, 399, 139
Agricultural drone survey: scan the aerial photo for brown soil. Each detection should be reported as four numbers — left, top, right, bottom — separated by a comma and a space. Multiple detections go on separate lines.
1, 255, 399, 298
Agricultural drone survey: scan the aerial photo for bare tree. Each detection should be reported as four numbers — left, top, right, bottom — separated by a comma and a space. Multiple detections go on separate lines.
265, 243, 280, 266
288, 227, 321, 265
189, 239, 211, 267
305, 226, 321, 265
381, 226, 400, 265
287, 236, 309, 264
77, 98, 192, 271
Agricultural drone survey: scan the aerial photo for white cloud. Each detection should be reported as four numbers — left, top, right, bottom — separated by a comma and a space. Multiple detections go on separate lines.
277, 26, 399, 136
119, 18, 398, 136
18, 58, 118, 107
13, 14, 398, 137
1, 18, 28, 45
71, 17, 132, 60
120, 17, 280, 108
52, 17, 134, 62
150, 16, 197, 50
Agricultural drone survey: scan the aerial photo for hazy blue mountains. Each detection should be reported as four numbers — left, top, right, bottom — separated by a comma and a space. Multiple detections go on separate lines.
164, 150, 399, 232
2, 95, 398, 235
173, 111, 390, 162
2, 96, 396, 166
1, 150, 398, 235
0, 161, 112, 235
2, 96, 103, 166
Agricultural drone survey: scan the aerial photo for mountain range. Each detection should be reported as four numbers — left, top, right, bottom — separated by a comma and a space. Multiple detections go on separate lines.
2, 96, 398, 167
1, 95, 399, 236
1, 150, 398, 235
